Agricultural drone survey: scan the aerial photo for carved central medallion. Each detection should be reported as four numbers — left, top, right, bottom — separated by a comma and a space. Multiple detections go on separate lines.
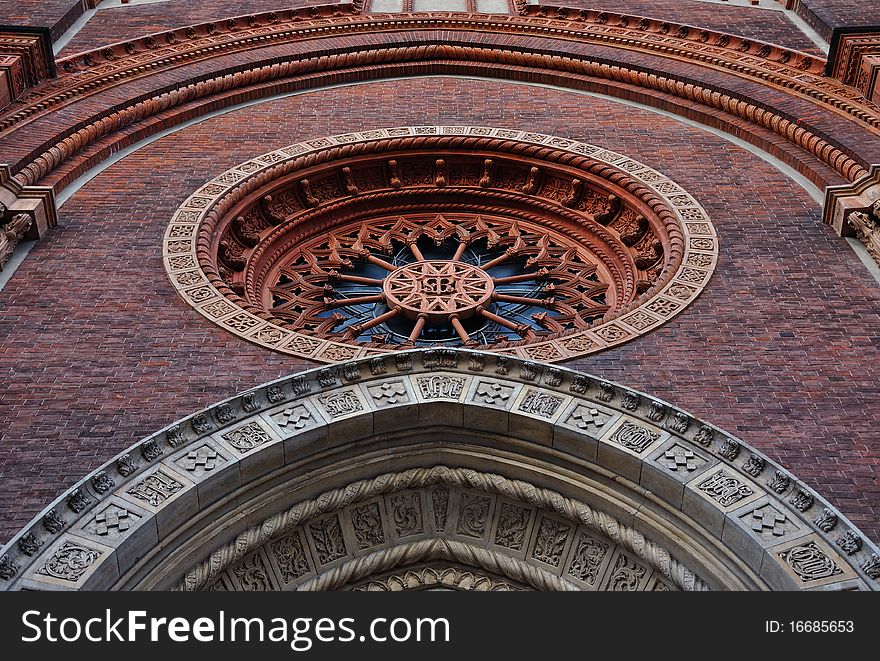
384, 260, 495, 324
164, 126, 718, 362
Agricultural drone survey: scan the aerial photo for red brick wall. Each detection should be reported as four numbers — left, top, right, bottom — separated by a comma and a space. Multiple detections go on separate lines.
1, 77, 877, 543
794, 0, 880, 43
57, 0, 341, 57
0, 0, 85, 41
536, 0, 823, 54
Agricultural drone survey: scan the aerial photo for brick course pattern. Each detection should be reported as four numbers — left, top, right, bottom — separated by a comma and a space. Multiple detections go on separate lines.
794, 0, 880, 43
535, 0, 823, 54
57, 0, 342, 57
0, 0, 86, 42
0, 77, 877, 543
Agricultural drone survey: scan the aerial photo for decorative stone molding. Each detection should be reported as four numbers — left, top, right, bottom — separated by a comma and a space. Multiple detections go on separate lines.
0, 165, 57, 239
827, 27, 880, 106
0, 26, 54, 110
823, 164, 880, 254
846, 198, 880, 263
351, 566, 528, 591
0, 8, 876, 198
183, 467, 704, 592
0, 349, 875, 591
164, 126, 717, 362
0, 8, 872, 298
0, 202, 32, 270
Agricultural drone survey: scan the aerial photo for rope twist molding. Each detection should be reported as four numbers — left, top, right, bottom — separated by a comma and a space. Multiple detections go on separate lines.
179, 466, 706, 592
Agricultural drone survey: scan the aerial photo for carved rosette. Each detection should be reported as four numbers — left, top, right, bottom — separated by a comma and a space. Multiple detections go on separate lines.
164, 127, 718, 362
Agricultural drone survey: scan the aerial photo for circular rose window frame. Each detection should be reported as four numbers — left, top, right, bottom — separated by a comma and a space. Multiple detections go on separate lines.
164, 126, 718, 363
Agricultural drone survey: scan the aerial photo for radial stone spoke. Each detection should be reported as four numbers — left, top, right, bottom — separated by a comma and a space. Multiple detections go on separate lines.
492, 269, 547, 285
346, 307, 401, 337
494, 293, 553, 307
365, 254, 398, 271
481, 251, 512, 270
449, 315, 471, 343
330, 272, 385, 286
407, 314, 428, 342
326, 293, 385, 308
478, 307, 534, 340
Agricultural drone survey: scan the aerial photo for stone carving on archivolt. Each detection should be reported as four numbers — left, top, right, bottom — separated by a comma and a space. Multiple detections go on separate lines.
84, 505, 140, 538
698, 469, 754, 508
1, 350, 876, 592
126, 469, 183, 507
37, 542, 102, 583
352, 567, 528, 592
269, 531, 311, 585
494, 503, 531, 551
779, 541, 843, 583
350, 502, 385, 550
222, 422, 271, 453
567, 532, 610, 586
178, 467, 707, 592
164, 127, 718, 363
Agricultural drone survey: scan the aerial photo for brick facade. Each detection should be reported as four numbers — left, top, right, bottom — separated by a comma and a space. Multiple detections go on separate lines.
57, 0, 340, 56
0, 5, 878, 552
537, 0, 823, 53
1, 78, 878, 542
0, 0, 86, 42
794, 0, 880, 43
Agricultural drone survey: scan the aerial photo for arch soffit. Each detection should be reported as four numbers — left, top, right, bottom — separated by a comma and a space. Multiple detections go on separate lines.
0, 349, 876, 591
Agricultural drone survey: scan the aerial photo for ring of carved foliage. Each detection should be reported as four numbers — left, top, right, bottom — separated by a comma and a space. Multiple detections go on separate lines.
1, 349, 876, 591
164, 126, 718, 362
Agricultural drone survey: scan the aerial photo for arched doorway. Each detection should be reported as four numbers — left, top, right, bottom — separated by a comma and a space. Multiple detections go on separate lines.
1, 349, 876, 590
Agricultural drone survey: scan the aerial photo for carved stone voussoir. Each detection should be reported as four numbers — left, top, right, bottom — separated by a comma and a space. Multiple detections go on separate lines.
767, 535, 857, 590
22, 535, 115, 590
2, 351, 877, 592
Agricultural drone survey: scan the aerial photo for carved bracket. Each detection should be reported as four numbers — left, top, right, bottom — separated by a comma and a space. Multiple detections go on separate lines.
0, 164, 57, 242
0, 202, 33, 270
0, 26, 55, 110
846, 198, 880, 264
823, 164, 880, 244
827, 26, 880, 106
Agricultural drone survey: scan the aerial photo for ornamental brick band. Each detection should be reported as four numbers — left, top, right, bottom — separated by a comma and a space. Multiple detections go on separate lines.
2, 9, 879, 207
0, 349, 876, 591
164, 126, 718, 361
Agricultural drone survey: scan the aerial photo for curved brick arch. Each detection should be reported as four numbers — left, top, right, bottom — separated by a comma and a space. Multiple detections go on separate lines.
2, 7, 880, 242
0, 350, 876, 591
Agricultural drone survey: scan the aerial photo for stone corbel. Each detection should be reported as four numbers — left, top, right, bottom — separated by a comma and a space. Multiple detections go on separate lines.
0, 164, 57, 241
826, 26, 880, 105
823, 163, 880, 239
846, 199, 880, 264
0, 26, 55, 109
0, 205, 32, 270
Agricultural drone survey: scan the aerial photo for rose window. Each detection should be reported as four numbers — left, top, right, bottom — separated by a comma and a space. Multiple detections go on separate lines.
267, 213, 613, 346
165, 127, 717, 362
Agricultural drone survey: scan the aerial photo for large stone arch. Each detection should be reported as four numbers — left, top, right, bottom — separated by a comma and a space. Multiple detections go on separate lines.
0, 349, 876, 591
